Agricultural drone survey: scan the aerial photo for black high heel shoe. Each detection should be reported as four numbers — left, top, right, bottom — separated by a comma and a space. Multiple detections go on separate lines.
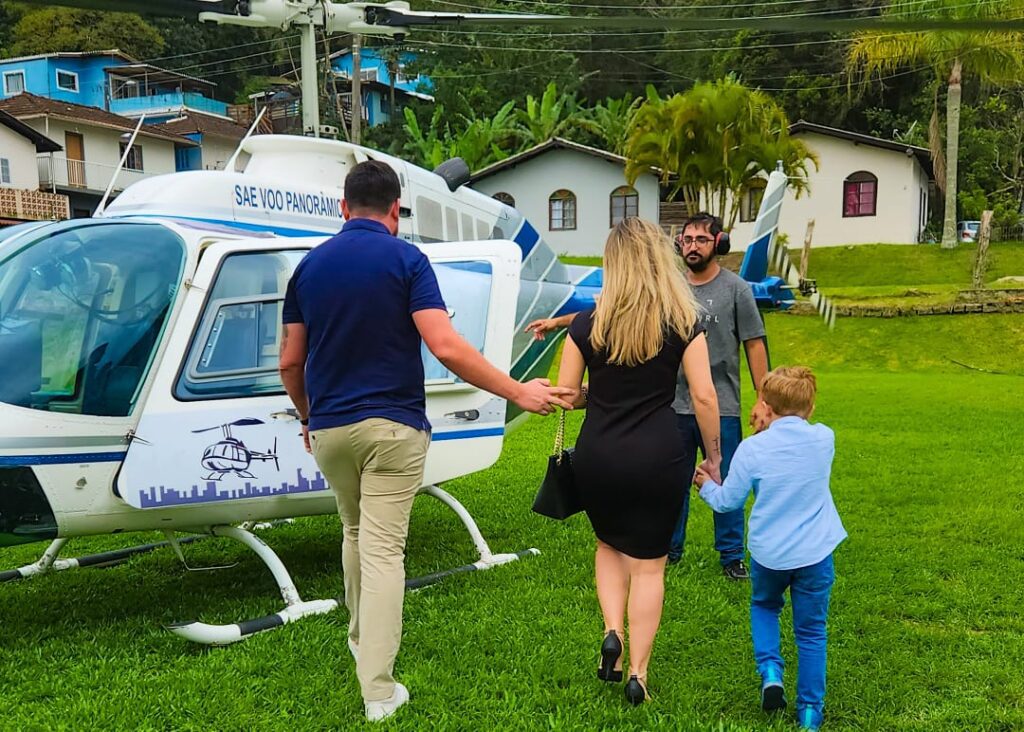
625, 674, 648, 705
597, 630, 623, 683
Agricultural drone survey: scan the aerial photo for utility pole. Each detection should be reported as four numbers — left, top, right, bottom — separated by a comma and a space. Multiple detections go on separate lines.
351, 34, 362, 145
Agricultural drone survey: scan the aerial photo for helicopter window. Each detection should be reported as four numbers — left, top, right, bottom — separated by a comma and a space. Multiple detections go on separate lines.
476, 219, 490, 241
445, 207, 459, 240
0, 222, 185, 416
175, 250, 307, 400
416, 196, 444, 242
460, 213, 474, 241
422, 261, 493, 385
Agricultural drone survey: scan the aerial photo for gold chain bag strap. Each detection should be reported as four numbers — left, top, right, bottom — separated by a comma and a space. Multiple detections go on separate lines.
532, 407, 582, 520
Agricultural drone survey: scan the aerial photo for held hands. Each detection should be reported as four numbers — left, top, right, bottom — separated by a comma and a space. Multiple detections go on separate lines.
524, 318, 559, 341
695, 458, 722, 486
513, 378, 576, 416
749, 399, 771, 433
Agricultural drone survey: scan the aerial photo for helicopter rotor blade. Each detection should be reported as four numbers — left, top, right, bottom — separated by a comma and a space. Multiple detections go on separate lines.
14, 0, 1024, 34
191, 418, 265, 434
14, 0, 236, 17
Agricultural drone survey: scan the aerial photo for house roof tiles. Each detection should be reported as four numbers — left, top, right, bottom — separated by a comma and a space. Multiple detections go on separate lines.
0, 93, 197, 146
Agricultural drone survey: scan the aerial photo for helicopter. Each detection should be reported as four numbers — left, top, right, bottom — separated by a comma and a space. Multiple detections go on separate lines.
3, 0, 998, 644
193, 418, 280, 481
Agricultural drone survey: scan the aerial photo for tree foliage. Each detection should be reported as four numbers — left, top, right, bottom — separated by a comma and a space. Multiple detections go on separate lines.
847, 0, 1024, 246
9, 8, 165, 60
624, 78, 818, 228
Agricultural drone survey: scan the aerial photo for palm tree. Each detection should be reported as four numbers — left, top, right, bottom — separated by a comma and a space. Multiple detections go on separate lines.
847, 0, 1024, 248
624, 79, 818, 228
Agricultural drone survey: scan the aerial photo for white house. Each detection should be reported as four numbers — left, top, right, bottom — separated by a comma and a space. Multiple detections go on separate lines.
470, 138, 661, 257
729, 121, 933, 250
0, 92, 196, 217
159, 111, 250, 171
0, 108, 68, 225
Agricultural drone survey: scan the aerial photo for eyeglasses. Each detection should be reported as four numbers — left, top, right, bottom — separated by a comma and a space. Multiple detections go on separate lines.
677, 235, 713, 247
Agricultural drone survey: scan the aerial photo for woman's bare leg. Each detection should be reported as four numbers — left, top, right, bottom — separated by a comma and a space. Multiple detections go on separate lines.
625, 555, 668, 681
595, 540, 629, 668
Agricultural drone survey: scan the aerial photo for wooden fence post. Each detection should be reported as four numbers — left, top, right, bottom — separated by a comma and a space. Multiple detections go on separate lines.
800, 219, 815, 281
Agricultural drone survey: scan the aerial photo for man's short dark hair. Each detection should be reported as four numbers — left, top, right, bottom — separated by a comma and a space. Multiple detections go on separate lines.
682, 212, 723, 237
344, 160, 401, 215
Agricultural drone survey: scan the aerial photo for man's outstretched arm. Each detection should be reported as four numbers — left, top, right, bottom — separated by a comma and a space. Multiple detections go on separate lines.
414, 309, 574, 415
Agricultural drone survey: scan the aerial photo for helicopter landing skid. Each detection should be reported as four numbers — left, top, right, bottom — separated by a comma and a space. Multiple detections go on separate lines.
409, 484, 540, 589
0, 535, 206, 583
167, 524, 339, 646
166, 485, 539, 646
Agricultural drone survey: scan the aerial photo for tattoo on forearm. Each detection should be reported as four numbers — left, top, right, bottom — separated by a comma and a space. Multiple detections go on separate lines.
712, 437, 721, 459
281, 326, 289, 351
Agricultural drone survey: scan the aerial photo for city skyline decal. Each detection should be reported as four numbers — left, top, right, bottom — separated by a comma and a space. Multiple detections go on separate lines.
139, 466, 329, 508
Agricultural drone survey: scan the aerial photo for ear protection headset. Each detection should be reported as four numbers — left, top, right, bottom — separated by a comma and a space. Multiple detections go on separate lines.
677, 213, 731, 256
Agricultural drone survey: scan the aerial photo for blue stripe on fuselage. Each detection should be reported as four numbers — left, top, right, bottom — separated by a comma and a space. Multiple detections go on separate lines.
513, 220, 540, 258
0, 451, 127, 466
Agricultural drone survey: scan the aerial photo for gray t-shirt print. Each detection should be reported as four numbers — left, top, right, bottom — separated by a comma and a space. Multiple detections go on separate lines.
673, 268, 766, 418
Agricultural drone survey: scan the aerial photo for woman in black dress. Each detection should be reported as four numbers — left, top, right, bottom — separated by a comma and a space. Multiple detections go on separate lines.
557, 218, 721, 705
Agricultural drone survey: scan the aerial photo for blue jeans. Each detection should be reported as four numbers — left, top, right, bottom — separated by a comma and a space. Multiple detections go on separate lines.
751, 555, 835, 721
669, 414, 745, 565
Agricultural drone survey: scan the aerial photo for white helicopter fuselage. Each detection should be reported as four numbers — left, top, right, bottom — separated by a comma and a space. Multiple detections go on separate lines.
0, 135, 599, 547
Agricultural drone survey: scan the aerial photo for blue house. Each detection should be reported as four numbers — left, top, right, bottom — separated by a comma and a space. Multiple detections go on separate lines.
0, 50, 229, 123
329, 48, 433, 127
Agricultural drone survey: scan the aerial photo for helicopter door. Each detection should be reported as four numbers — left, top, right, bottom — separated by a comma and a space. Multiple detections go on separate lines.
116, 238, 522, 512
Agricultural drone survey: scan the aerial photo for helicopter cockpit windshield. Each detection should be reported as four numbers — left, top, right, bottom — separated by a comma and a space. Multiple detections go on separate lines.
0, 222, 186, 416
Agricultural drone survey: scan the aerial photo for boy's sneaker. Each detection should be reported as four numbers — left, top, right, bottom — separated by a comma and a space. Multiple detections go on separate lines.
797, 706, 824, 731
723, 560, 750, 580
365, 683, 409, 722
760, 666, 786, 713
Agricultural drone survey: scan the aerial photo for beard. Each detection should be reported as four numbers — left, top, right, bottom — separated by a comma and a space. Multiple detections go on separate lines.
684, 250, 714, 273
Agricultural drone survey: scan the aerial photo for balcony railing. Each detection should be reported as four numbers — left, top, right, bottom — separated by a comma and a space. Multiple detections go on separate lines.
38, 154, 155, 194
110, 91, 229, 118
0, 187, 70, 222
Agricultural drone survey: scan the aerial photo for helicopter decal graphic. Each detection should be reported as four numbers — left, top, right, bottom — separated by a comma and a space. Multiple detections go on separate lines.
192, 418, 280, 481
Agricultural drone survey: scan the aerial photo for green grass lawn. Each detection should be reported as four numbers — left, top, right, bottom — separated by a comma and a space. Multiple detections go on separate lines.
2, 314, 1024, 730
798, 242, 1024, 309
568, 242, 1024, 309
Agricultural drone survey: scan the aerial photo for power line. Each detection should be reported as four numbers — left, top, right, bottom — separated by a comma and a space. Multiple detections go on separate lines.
432, 0, 998, 22
139, 34, 299, 65
433, 0, 838, 13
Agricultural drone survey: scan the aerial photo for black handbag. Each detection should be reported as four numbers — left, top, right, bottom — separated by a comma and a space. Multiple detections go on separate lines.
532, 409, 582, 520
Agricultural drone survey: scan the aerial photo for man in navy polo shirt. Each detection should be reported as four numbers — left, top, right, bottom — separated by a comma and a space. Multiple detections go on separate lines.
280, 160, 572, 722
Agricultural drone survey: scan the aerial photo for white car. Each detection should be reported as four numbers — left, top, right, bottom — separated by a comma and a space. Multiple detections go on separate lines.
957, 220, 981, 242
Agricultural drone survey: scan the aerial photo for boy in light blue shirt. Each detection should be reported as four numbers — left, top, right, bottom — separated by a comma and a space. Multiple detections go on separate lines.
696, 366, 846, 731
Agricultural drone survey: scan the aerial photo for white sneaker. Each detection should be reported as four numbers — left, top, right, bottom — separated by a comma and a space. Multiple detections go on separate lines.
365, 683, 409, 722
347, 638, 359, 662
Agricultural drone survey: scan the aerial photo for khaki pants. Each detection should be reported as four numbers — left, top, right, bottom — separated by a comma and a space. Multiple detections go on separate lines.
310, 417, 430, 702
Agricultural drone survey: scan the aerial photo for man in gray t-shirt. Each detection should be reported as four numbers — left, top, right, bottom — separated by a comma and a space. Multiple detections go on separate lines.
671, 213, 769, 580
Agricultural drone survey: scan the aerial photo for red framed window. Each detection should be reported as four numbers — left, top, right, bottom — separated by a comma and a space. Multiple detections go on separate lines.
843, 171, 877, 217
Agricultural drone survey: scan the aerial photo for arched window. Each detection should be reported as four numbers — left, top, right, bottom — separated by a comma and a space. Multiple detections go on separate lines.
492, 192, 515, 207
609, 185, 639, 226
549, 189, 577, 231
843, 171, 877, 217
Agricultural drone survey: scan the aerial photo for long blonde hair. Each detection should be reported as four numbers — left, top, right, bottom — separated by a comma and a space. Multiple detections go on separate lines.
591, 217, 700, 366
